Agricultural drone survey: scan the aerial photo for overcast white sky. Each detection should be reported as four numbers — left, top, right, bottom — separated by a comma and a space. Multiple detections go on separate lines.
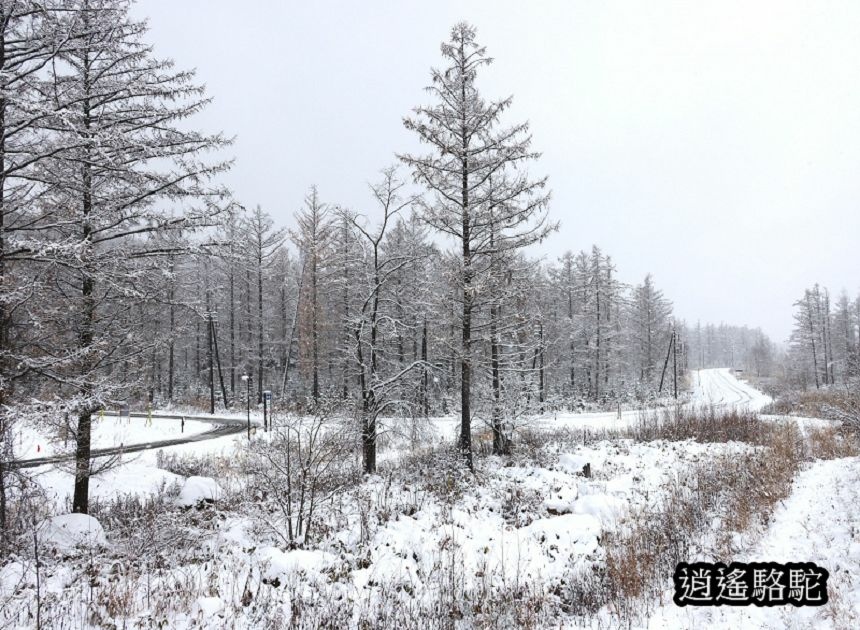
134, 0, 860, 343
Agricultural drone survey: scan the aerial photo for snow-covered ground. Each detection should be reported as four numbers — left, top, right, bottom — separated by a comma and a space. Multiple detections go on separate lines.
19, 368, 767, 518
6, 368, 855, 629
649, 456, 860, 630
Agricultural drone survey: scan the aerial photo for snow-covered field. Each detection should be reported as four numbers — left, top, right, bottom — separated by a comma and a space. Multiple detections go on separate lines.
3, 369, 857, 629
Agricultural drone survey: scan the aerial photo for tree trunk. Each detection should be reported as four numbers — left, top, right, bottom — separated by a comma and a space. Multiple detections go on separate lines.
0, 21, 8, 538
73, 57, 95, 515
311, 250, 319, 403
807, 292, 820, 389
229, 255, 235, 399
458, 46, 473, 470
490, 302, 506, 455
167, 256, 175, 401
257, 250, 264, 403
421, 319, 429, 417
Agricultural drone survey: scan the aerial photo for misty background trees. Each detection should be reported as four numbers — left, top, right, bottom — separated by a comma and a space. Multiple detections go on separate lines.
788, 284, 860, 389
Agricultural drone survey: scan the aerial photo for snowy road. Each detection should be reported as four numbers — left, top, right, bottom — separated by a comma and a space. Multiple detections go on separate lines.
8, 411, 250, 470
534, 367, 771, 432
689, 367, 771, 410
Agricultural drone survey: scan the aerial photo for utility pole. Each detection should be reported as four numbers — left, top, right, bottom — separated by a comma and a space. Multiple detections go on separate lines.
658, 326, 674, 394
206, 310, 215, 415
672, 328, 678, 399
210, 313, 229, 408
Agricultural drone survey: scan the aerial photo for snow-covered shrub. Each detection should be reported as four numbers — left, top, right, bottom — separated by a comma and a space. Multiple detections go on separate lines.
155, 449, 226, 478
558, 419, 807, 626
243, 408, 358, 546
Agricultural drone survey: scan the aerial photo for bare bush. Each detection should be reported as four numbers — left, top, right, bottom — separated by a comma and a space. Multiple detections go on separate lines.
244, 403, 359, 546
154, 450, 231, 478
623, 405, 778, 445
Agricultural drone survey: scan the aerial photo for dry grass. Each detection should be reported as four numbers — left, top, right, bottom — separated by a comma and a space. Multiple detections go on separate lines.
624, 406, 774, 444
764, 386, 860, 424
560, 410, 858, 626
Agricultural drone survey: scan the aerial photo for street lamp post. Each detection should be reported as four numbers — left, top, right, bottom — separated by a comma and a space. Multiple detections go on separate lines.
241, 373, 251, 439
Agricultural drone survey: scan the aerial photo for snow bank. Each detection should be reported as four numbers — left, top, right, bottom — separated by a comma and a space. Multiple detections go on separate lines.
38, 514, 106, 551
176, 476, 223, 507
523, 513, 601, 565
544, 484, 579, 514
571, 493, 626, 525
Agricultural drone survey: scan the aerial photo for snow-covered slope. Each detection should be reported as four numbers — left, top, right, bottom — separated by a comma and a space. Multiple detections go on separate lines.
649, 457, 860, 630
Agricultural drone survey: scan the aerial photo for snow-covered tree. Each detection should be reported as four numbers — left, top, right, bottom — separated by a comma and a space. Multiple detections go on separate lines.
342, 167, 423, 473
628, 274, 673, 391
30, 0, 230, 513
401, 22, 553, 468
291, 186, 334, 404
242, 205, 286, 402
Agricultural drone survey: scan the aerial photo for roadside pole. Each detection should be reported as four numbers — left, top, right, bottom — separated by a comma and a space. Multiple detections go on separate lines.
241, 373, 251, 440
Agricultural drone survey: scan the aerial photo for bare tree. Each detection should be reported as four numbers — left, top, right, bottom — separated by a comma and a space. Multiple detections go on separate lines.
291, 186, 334, 405
342, 167, 423, 473
243, 204, 286, 402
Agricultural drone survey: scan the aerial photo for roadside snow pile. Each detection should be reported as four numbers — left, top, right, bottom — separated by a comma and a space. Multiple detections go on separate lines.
176, 475, 223, 507
37, 514, 106, 551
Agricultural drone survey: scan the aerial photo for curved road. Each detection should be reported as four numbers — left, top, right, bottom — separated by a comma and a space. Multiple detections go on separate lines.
11, 369, 767, 469
7, 412, 253, 470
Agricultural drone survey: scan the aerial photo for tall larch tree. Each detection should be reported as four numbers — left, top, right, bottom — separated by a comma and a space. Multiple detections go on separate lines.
36, 0, 230, 513
401, 22, 552, 468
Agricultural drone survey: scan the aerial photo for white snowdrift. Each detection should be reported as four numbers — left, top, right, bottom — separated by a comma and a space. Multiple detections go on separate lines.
192, 596, 224, 620
176, 476, 223, 507
38, 514, 106, 551
558, 453, 591, 475
256, 546, 335, 583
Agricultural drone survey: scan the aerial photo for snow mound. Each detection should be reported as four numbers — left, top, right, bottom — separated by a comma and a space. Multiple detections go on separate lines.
176, 476, 223, 507
256, 546, 335, 583
544, 484, 579, 514
192, 596, 224, 619
558, 453, 591, 475
571, 493, 626, 526
523, 513, 601, 567
38, 514, 106, 551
